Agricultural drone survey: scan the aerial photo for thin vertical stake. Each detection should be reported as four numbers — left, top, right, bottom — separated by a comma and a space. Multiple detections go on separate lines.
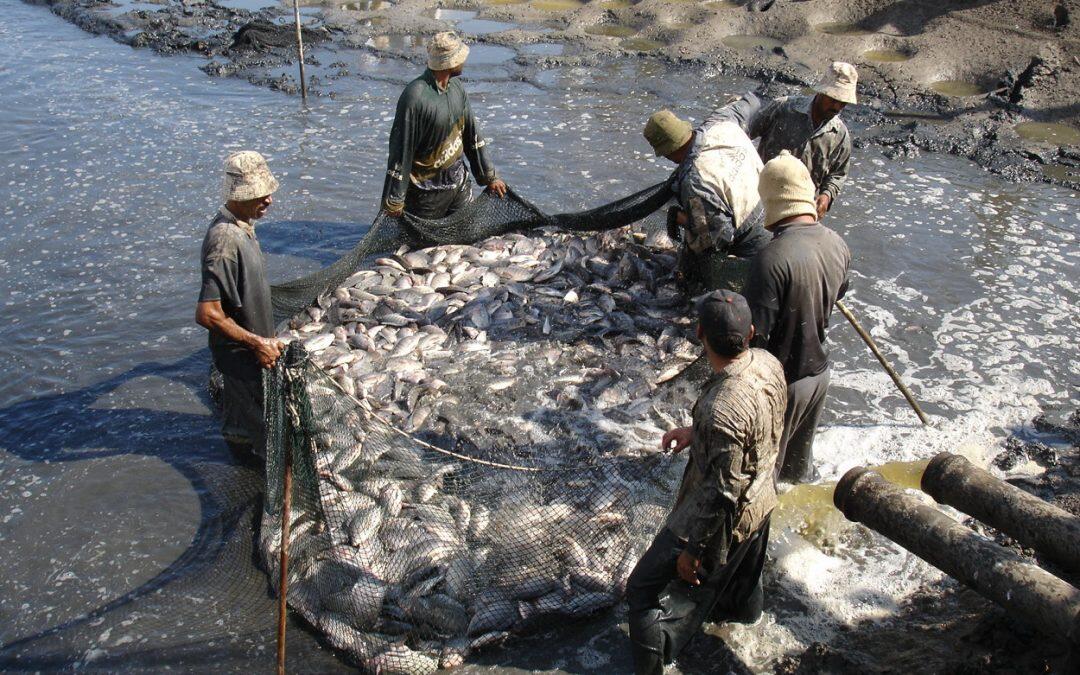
276, 444, 293, 675
292, 0, 307, 102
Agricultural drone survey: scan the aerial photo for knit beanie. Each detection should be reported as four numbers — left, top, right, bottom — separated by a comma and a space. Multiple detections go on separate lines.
758, 150, 817, 229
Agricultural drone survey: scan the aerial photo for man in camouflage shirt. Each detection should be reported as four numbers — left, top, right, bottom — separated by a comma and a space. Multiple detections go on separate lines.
728, 62, 858, 220
381, 32, 507, 220
627, 290, 787, 675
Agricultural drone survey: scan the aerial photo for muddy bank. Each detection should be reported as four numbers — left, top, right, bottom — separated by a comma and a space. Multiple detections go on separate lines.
23, 0, 1080, 189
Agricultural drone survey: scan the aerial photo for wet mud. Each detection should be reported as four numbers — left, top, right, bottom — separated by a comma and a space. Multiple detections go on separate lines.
22, 0, 1080, 190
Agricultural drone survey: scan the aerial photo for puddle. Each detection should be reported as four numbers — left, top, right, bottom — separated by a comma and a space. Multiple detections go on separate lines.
520, 42, 565, 56
531, 0, 584, 11
862, 48, 911, 63
336, 0, 388, 9
929, 79, 990, 97
359, 15, 390, 26
703, 0, 739, 6
426, 8, 519, 34
773, 459, 930, 546
482, 0, 527, 5
1014, 121, 1080, 146
621, 37, 664, 51
1041, 164, 1080, 182
216, 0, 280, 11
585, 23, 637, 38
721, 34, 785, 52
465, 43, 517, 64
101, 1, 167, 16
365, 33, 425, 54
598, 0, 634, 7
814, 21, 874, 36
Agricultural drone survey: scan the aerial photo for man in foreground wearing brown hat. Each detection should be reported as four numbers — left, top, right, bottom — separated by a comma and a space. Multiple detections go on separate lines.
627, 290, 786, 675
642, 107, 770, 294
381, 31, 507, 220
744, 151, 851, 483
196, 151, 284, 461
732, 62, 857, 220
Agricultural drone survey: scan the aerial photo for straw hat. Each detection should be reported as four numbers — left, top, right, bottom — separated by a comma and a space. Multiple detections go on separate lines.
222, 151, 279, 202
815, 61, 858, 105
758, 151, 817, 228
643, 110, 693, 157
428, 32, 470, 71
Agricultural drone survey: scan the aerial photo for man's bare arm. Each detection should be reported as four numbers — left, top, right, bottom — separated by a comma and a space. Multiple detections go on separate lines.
195, 300, 282, 368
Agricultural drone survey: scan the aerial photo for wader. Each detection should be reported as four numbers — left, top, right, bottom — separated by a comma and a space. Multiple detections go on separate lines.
404, 176, 472, 220
776, 368, 830, 482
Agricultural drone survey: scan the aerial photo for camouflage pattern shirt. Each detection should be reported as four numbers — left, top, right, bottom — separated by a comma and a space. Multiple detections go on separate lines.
381, 69, 497, 212
728, 93, 852, 207
664, 348, 787, 561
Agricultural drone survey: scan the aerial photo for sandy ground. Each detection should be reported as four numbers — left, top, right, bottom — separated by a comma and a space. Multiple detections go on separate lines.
27, 0, 1080, 188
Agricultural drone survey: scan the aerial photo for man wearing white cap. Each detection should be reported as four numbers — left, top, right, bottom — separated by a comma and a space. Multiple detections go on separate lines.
381, 31, 507, 220
744, 151, 851, 483
196, 150, 283, 460
731, 62, 857, 220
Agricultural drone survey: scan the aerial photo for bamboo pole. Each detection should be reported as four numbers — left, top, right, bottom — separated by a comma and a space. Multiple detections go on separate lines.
836, 299, 930, 425
276, 444, 293, 675
292, 0, 307, 102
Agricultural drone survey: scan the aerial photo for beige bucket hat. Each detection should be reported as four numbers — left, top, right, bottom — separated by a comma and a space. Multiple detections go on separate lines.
643, 110, 693, 157
428, 32, 470, 71
222, 151, 279, 202
815, 61, 858, 105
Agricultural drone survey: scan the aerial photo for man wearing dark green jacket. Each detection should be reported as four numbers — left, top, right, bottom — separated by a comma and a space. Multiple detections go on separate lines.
381, 31, 507, 220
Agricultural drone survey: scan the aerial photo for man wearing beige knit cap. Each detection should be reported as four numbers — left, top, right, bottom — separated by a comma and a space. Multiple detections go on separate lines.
728, 62, 857, 220
744, 151, 851, 482
381, 31, 507, 220
196, 150, 283, 461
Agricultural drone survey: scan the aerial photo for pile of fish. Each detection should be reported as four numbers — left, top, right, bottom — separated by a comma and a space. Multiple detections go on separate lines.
261, 227, 711, 673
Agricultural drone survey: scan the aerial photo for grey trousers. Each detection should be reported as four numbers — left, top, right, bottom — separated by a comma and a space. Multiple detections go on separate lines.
777, 368, 831, 482
404, 178, 472, 220
221, 372, 266, 458
626, 521, 770, 675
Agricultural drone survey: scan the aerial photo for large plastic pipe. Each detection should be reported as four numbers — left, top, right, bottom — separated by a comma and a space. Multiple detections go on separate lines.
834, 467, 1080, 648
921, 452, 1080, 574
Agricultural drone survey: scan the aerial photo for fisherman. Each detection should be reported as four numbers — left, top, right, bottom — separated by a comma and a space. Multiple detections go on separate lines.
381, 31, 508, 220
642, 108, 771, 294
732, 62, 857, 220
195, 151, 283, 461
627, 290, 787, 675
744, 151, 851, 483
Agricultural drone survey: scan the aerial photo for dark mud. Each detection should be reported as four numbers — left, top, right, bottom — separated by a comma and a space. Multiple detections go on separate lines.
22, 0, 1080, 190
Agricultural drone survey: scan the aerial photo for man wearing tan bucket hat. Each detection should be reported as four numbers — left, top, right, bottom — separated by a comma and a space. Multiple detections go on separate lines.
381, 31, 507, 220
733, 62, 857, 220
196, 150, 283, 461
744, 151, 851, 483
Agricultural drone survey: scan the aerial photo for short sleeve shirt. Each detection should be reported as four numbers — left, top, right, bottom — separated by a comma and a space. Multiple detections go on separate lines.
199, 208, 274, 379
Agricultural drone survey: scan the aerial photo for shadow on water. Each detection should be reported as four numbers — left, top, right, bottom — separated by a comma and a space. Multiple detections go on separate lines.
0, 352, 286, 670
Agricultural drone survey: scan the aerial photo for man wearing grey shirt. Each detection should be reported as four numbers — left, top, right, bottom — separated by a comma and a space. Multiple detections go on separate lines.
727, 62, 858, 220
196, 151, 283, 460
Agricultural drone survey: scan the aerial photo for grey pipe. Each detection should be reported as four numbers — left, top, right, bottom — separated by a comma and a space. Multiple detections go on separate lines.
834, 467, 1080, 648
922, 452, 1080, 574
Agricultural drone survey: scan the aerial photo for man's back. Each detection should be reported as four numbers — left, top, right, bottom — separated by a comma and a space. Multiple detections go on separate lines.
745, 223, 850, 383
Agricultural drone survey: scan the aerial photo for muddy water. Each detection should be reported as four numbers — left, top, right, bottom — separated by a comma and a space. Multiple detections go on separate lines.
0, 1, 1078, 671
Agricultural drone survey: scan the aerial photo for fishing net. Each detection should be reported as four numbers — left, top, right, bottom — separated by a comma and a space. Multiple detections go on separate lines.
270, 181, 675, 322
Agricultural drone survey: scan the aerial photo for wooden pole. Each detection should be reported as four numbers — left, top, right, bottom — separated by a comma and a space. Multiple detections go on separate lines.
836, 299, 930, 426
276, 444, 293, 675
292, 0, 307, 102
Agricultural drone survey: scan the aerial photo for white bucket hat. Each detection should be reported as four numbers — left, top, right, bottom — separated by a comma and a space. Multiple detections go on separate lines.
222, 150, 279, 202
427, 31, 469, 71
815, 61, 858, 105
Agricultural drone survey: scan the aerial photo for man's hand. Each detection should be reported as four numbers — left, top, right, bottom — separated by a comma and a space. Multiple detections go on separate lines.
486, 179, 508, 199
815, 194, 831, 220
661, 426, 693, 453
674, 209, 689, 227
676, 550, 701, 586
253, 337, 283, 369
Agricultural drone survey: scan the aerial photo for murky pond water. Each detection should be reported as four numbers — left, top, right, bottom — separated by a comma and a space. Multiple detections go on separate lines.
0, 0, 1077, 671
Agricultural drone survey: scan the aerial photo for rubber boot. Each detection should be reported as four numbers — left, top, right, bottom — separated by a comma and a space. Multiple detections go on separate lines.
628, 608, 669, 675
711, 579, 763, 624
